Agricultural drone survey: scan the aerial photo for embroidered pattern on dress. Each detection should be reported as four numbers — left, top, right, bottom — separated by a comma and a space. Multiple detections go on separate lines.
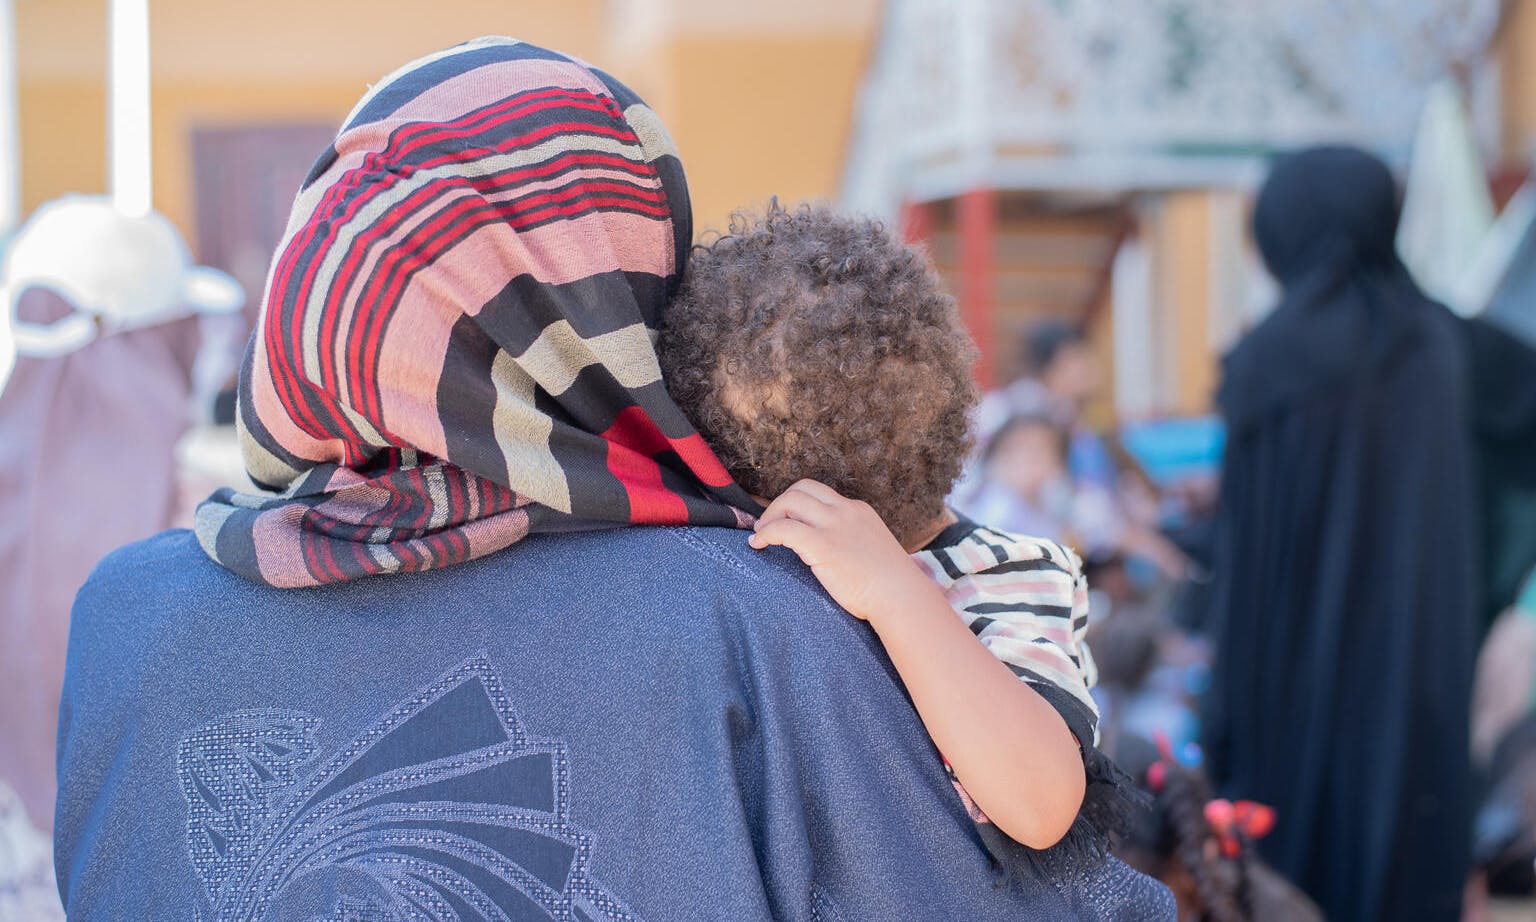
809, 884, 848, 922
176, 655, 641, 921
667, 527, 763, 582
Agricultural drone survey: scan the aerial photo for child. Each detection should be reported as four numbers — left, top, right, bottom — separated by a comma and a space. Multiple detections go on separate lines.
1114, 736, 1323, 922
658, 202, 1139, 861
963, 412, 1124, 557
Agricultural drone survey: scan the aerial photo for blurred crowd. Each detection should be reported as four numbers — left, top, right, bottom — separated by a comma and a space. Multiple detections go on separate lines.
947, 149, 1536, 921
952, 320, 1536, 919
949, 319, 1218, 771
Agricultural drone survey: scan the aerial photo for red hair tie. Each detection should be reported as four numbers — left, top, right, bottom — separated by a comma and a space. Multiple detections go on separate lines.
1146, 732, 1180, 792
1204, 799, 1276, 858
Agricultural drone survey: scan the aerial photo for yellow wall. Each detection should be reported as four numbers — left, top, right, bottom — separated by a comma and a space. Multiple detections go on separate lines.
146, 81, 361, 248
1153, 191, 1218, 416
13, 0, 875, 250
16, 0, 611, 233
16, 81, 107, 214
665, 34, 870, 234
1501, 0, 1536, 161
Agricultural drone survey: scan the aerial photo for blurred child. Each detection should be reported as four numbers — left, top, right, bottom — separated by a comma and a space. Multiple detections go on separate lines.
964, 413, 1123, 556
659, 202, 1141, 865
1472, 572, 1536, 898
1115, 737, 1323, 922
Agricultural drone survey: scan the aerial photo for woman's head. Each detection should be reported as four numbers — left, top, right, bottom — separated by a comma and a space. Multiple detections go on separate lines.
984, 414, 1068, 500
243, 39, 690, 485
658, 201, 978, 547
1023, 319, 1098, 408
1252, 146, 1402, 286
198, 38, 756, 587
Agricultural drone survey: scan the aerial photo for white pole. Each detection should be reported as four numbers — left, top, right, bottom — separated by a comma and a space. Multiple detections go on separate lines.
1111, 233, 1154, 421
0, 0, 20, 232
956, 0, 990, 185
109, 0, 152, 217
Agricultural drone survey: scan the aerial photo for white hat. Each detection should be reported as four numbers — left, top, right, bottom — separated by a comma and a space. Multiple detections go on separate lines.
0, 194, 244, 393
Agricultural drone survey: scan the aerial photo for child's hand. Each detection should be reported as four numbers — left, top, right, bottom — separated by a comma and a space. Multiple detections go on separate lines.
747, 479, 937, 623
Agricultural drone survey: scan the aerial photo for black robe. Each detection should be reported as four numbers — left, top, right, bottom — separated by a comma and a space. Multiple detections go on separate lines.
1203, 147, 1536, 922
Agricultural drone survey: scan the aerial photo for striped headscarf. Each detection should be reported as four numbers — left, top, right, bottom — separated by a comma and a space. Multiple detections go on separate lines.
196, 38, 757, 588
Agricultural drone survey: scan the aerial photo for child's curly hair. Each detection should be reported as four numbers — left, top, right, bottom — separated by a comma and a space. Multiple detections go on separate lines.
659, 201, 977, 547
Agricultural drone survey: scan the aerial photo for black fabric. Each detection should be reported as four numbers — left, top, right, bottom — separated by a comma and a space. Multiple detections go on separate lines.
1204, 146, 1536, 922
1468, 319, 1536, 626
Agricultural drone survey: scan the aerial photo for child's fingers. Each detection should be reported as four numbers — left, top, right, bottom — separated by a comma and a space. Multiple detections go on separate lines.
783, 479, 844, 505
757, 489, 834, 529
748, 518, 822, 558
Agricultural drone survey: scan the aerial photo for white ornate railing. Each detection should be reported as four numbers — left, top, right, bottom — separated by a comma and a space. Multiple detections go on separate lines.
844, 0, 1503, 216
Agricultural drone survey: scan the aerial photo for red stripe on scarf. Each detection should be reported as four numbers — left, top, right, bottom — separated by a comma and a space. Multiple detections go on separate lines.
267, 88, 623, 448
341, 176, 667, 427
600, 407, 692, 523
667, 433, 735, 489
600, 406, 738, 522
321, 113, 637, 437
333, 152, 663, 429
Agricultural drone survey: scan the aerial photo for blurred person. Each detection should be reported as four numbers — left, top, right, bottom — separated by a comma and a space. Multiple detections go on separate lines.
973, 319, 1115, 491
1114, 737, 1324, 922
1088, 603, 1211, 771
1473, 715, 1536, 899
1204, 146, 1536, 922
965, 413, 1120, 554
0, 198, 240, 862
1471, 573, 1536, 899
1474, 571, 1536, 765
963, 322, 1189, 581
961, 413, 1188, 583
0, 779, 62, 921
659, 203, 1153, 877
0, 291, 194, 837
53, 39, 1172, 920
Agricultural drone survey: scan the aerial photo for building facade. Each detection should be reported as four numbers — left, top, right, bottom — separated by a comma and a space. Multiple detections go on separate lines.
11, 0, 1536, 418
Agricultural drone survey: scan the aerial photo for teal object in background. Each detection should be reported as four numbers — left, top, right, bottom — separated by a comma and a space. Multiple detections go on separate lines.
1117, 416, 1225, 487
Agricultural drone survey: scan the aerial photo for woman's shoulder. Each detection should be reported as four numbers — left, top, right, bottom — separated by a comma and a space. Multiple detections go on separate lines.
73, 524, 841, 644
82, 523, 815, 592
646, 525, 860, 645
86, 527, 208, 579
649, 525, 825, 594
73, 528, 228, 624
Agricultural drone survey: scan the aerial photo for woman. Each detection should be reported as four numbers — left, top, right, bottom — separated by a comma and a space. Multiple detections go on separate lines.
53, 39, 1170, 919
1204, 146, 1536, 922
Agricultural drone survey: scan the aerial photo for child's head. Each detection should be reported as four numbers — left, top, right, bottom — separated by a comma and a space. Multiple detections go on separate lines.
984, 413, 1068, 499
1024, 318, 1099, 408
659, 201, 977, 547
1114, 736, 1323, 922
1118, 743, 1248, 922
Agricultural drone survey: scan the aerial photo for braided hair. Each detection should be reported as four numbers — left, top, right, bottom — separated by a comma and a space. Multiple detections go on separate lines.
1157, 759, 1250, 922
1116, 737, 1251, 922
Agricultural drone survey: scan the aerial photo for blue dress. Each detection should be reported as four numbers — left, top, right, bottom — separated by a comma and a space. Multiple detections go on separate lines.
54, 525, 1172, 920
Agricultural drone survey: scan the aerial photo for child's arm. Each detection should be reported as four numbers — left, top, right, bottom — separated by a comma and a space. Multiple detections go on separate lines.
749, 479, 1087, 849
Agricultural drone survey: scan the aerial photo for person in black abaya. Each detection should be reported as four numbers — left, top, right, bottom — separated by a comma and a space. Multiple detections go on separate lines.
1203, 146, 1536, 922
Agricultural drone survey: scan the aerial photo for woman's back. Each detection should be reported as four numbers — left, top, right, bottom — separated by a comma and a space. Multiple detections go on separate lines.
1206, 146, 1484, 922
51, 37, 1172, 921
55, 524, 1171, 920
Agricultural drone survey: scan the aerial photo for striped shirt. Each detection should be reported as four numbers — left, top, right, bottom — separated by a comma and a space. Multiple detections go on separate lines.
913, 516, 1099, 746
